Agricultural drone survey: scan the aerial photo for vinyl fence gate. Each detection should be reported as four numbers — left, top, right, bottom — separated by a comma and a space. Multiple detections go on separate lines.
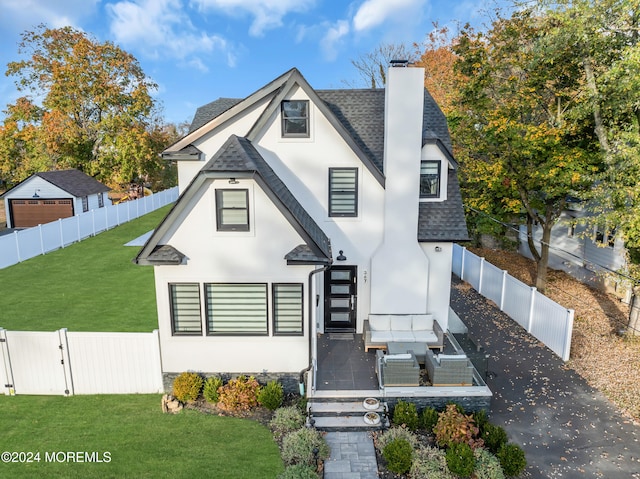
0, 328, 164, 395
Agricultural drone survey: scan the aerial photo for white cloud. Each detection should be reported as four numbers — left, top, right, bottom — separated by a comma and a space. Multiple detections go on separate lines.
0, 0, 99, 32
320, 20, 350, 61
191, 0, 316, 36
353, 0, 427, 32
106, 0, 233, 70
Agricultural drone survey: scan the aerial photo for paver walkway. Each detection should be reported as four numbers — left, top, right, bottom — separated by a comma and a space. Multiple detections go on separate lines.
323, 431, 379, 479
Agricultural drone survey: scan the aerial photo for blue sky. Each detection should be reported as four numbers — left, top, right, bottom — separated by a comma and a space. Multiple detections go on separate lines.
0, 0, 500, 126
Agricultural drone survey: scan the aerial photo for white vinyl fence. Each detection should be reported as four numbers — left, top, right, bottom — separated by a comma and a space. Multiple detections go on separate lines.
0, 186, 178, 269
0, 328, 163, 395
453, 244, 574, 361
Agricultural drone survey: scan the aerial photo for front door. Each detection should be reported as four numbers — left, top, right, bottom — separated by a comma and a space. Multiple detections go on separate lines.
324, 266, 357, 332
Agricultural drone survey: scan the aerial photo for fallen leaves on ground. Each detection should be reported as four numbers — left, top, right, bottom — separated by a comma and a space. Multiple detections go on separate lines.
469, 247, 640, 423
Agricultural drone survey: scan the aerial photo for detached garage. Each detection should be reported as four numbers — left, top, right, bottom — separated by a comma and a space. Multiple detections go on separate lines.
1, 169, 110, 228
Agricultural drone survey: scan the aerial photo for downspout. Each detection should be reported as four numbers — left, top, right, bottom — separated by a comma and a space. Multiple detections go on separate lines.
299, 263, 331, 396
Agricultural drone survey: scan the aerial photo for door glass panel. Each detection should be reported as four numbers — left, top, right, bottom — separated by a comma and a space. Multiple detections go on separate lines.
331, 298, 349, 309
331, 271, 351, 281
331, 285, 350, 294
331, 313, 350, 322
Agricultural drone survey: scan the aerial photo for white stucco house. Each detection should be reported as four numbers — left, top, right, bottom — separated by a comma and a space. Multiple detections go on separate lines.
1, 169, 110, 228
135, 64, 469, 390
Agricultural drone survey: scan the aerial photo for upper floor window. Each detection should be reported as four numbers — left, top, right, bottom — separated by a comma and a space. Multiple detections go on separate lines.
595, 225, 616, 248
329, 168, 358, 217
216, 189, 249, 231
281, 100, 309, 137
420, 161, 441, 198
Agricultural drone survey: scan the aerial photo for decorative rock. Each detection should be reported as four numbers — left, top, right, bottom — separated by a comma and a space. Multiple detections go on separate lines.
161, 394, 183, 414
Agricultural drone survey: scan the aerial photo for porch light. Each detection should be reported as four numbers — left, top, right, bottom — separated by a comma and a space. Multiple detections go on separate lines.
336, 250, 347, 261
33, 189, 40, 198
435, 246, 442, 252
228, 178, 239, 184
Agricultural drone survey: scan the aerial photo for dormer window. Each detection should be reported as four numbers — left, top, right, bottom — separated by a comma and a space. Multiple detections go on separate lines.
420, 161, 440, 198
281, 100, 309, 137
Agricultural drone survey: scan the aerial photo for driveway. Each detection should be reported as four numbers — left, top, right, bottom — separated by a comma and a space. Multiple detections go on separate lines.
450, 276, 640, 479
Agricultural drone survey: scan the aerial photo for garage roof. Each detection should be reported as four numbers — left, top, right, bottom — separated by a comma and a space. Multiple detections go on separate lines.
1, 169, 110, 198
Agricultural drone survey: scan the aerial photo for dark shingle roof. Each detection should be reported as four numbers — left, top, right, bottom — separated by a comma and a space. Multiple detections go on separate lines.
316, 89, 386, 172
190, 87, 453, 175
203, 135, 332, 262
189, 98, 243, 133
418, 169, 469, 242
145, 245, 186, 264
35, 169, 110, 196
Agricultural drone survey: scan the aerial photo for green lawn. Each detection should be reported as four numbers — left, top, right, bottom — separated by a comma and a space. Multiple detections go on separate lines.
0, 206, 171, 332
0, 394, 284, 478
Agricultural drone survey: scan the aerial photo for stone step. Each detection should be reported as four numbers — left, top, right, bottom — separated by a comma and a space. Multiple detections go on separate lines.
312, 414, 390, 432
308, 399, 389, 431
309, 400, 386, 417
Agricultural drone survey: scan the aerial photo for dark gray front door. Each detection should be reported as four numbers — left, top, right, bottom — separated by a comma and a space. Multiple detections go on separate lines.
324, 266, 357, 331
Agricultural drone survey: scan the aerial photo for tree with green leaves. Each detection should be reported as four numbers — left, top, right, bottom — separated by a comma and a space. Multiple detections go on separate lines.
452, 10, 602, 293
0, 25, 174, 189
540, 0, 640, 333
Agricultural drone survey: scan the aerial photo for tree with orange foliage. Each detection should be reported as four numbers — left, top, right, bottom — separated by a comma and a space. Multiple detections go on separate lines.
0, 25, 174, 189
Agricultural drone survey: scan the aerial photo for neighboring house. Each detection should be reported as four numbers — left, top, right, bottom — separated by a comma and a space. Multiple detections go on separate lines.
1, 169, 110, 228
519, 201, 629, 300
135, 64, 469, 389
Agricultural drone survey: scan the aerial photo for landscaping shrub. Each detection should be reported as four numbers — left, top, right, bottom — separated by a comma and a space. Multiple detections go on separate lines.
410, 446, 455, 479
473, 409, 489, 432
445, 443, 475, 477
270, 406, 305, 444
375, 426, 420, 452
202, 376, 223, 403
281, 428, 330, 466
392, 400, 419, 430
474, 448, 505, 479
277, 464, 320, 479
382, 438, 413, 475
482, 423, 508, 454
172, 372, 203, 402
433, 404, 483, 448
497, 443, 527, 477
258, 380, 284, 411
217, 375, 261, 412
421, 406, 439, 432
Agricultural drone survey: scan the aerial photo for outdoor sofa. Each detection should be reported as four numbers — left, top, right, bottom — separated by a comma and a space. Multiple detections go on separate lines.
363, 314, 444, 352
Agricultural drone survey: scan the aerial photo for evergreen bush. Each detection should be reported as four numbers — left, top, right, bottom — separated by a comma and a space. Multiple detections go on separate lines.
482, 423, 508, 454
202, 376, 223, 403
421, 406, 439, 432
392, 400, 419, 430
258, 380, 284, 410
497, 443, 526, 477
375, 426, 420, 452
172, 372, 203, 402
382, 438, 414, 474
445, 442, 475, 477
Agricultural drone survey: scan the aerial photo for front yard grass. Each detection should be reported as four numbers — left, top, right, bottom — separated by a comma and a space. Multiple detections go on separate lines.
0, 394, 284, 478
0, 206, 171, 332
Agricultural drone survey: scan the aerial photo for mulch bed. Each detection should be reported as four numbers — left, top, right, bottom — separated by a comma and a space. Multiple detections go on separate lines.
469, 247, 640, 423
